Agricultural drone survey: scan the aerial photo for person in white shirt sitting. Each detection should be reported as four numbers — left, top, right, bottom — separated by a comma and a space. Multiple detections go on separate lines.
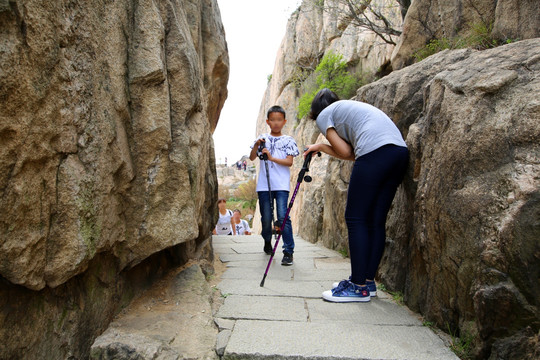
232, 209, 251, 235
213, 198, 236, 235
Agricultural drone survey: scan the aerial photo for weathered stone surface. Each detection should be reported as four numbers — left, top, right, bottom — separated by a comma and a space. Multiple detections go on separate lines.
294, 39, 540, 358
391, 0, 540, 70
254, 1, 539, 357
90, 264, 218, 360
256, 0, 400, 136
0, 0, 228, 358
0, 0, 228, 290
380, 40, 538, 358
216, 163, 256, 190
215, 329, 232, 357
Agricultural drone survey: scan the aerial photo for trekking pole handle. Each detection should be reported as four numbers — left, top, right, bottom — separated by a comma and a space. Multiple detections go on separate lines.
297, 149, 321, 183
257, 139, 268, 160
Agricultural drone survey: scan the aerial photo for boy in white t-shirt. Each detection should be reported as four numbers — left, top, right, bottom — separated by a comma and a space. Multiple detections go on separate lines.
232, 209, 251, 235
249, 106, 299, 265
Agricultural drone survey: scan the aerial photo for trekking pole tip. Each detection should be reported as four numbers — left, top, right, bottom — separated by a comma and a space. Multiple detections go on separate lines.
260, 275, 267, 287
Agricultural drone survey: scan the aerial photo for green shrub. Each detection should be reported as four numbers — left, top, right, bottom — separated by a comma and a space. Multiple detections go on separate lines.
413, 38, 453, 62
298, 89, 318, 120
290, 67, 313, 89
447, 323, 475, 360
413, 22, 516, 62
296, 51, 370, 119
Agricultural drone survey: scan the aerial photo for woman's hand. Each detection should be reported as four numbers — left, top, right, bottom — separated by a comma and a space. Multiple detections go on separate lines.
303, 144, 321, 157
304, 132, 355, 161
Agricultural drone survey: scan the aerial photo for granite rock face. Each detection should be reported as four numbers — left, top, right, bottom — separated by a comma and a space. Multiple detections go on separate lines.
90, 264, 218, 360
0, 0, 228, 358
294, 39, 540, 359
256, 0, 400, 136
254, 1, 539, 357
391, 0, 540, 70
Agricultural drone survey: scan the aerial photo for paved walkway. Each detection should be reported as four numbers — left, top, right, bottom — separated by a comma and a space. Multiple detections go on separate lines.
212, 235, 459, 360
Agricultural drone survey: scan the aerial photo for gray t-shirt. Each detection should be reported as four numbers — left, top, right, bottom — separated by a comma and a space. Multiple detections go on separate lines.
316, 100, 406, 159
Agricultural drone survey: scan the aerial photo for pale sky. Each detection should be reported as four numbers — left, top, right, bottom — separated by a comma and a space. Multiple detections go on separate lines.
213, 0, 301, 165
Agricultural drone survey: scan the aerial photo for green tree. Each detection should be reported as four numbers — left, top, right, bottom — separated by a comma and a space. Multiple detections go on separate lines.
232, 179, 257, 210
297, 51, 368, 119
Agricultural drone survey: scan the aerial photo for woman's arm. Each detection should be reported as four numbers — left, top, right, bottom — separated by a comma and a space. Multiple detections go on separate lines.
304, 128, 355, 160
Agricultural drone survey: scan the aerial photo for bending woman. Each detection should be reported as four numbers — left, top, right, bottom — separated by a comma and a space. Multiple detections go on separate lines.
304, 88, 409, 303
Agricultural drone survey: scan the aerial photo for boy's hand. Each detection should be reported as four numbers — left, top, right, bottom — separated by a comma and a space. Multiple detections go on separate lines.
250, 137, 266, 161
261, 148, 272, 160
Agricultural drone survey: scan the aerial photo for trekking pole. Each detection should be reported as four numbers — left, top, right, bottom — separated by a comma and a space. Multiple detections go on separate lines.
258, 140, 276, 242
260, 149, 321, 287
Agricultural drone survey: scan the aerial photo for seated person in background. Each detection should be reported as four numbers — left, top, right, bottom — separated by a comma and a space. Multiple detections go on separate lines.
213, 198, 236, 235
232, 209, 251, 235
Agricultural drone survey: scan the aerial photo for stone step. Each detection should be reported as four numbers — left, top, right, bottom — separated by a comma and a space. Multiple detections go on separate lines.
212, 234, 459, 360
90, 264, 218, 360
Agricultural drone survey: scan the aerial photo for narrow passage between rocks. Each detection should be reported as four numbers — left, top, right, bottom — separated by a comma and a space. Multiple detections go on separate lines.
212, 235, 459, 360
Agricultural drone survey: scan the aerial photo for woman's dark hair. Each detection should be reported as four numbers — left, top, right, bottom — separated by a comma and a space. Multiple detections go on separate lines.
309, 88, 339, 120
267, 105, 286, 119
217, 198, 226, 204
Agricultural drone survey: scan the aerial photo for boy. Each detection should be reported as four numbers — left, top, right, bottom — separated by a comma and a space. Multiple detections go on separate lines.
232, 209, 251, 235
249, 105, 299, 265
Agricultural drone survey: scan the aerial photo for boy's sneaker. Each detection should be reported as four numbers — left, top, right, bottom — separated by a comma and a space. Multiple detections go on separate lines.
322, 280, 370, 303
263, 241, 273, 255
332, 278, 377, 297
281, 252, 293, 266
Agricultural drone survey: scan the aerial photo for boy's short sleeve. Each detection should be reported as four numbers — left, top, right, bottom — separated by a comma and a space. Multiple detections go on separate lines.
284, 136, 300, 157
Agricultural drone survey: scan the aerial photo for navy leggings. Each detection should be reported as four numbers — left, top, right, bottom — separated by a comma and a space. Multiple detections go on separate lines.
345, 144, 409, 285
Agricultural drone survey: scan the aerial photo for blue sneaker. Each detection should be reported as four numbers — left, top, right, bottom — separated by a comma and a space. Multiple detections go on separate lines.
332, 278, 377, 297
322, 280, 370, 303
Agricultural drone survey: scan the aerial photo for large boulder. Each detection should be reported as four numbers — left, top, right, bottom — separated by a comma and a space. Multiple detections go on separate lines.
391, 0, 540, 70
294, 39, 540, 359
90, 264, 218, 360
0, 0, 228, 358
376, 39, 539, 359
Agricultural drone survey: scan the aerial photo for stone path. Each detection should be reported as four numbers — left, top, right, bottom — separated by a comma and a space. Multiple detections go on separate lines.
213, 234, 459, 360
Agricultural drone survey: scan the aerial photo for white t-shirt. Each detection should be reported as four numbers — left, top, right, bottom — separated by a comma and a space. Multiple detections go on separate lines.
251, 134, 299, 192
316, 100, 407, 159
233, 219, 251, 235
215, 209, 233, 235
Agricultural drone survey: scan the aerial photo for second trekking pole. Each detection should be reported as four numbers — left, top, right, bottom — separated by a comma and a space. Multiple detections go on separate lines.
260, 150, 320, 287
